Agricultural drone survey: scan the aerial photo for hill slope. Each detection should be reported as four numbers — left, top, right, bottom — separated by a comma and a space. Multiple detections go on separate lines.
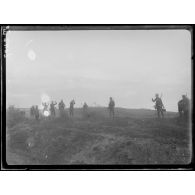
6, 107, 191, 165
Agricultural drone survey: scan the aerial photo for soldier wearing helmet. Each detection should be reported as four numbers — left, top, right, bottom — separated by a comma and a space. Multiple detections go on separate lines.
152, 93, 165, 118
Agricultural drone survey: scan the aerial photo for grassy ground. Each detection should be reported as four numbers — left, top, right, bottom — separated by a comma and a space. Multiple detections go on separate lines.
6, 108, 192, 165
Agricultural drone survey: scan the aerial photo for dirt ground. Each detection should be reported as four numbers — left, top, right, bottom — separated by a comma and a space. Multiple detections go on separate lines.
6, 108, 192, 165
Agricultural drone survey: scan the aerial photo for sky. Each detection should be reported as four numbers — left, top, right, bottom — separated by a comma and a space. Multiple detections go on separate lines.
6, 30, 191, 111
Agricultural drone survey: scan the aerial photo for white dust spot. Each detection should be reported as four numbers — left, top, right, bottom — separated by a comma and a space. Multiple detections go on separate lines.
27, 49, 36, 61
25, 40, 33, 47
43, 110, 50, 117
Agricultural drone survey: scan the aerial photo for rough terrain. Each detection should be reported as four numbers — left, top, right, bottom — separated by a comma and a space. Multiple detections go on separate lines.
6, 107, 192, 165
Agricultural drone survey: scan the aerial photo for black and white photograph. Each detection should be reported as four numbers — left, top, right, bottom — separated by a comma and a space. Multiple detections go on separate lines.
2, 25, 193, 168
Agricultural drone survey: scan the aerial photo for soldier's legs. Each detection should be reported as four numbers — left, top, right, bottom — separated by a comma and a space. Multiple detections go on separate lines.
179, 110, 182, 118
109, 109, 112, 118
109, 108, 114, 119
51, 110, 55, 117
31, 113, 33, 118
184, 109, 189, 121
60, 110, 63, 117
157, 108, 160, 118
63, 110, 66, 117
35, 114, 39, 120
160, 109, 164, 118
70, 108, 73, 117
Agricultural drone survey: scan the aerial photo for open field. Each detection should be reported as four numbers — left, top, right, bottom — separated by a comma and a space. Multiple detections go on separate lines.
6, 107, 192, 165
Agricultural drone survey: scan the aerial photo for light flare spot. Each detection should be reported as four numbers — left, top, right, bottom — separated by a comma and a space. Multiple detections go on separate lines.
43, 110, 50, 117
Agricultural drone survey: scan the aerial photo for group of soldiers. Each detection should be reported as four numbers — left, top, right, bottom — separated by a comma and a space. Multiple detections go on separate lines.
107, 94, 191, 120
30, 105, 40, 120
30, 94, 190, 121
30, 97, 115, 120
30, 99, 82, 120
151, 93, 190, 120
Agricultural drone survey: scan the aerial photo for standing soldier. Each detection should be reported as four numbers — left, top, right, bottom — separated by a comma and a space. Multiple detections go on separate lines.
183, 95, 190, 120
83, 102, 88, 111
50, 101, 57, 117
42, 102, 49, 112
69, 99, 75, 117
178, 97, 184, 118
108, 97, 115, 119
34, 105, 40, 121
178, 95, 190, 120
30, 106, 35, 118
83, 102, 89, 117
58, 99, 65, 117
152, 93, 165, 118
42, 102, 50, 118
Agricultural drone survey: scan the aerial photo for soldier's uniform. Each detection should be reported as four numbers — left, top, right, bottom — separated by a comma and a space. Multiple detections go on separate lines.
42, 102, 49, 112
58, 100, 65, 117
83, 102, 88, 110
30, 106, 35, 118
183, 96, 190, 120
152, 94, 165, 118
50, 101, 57, 117
108, 97, 115, 118
34, 106, 39, 120
69, 100, 75, 117
83, 102, 89, 117
178, 95, 190, 120
178, 99, 184, 118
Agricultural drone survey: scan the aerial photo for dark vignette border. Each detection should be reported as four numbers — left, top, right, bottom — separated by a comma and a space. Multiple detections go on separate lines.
1, 24, 194, 171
